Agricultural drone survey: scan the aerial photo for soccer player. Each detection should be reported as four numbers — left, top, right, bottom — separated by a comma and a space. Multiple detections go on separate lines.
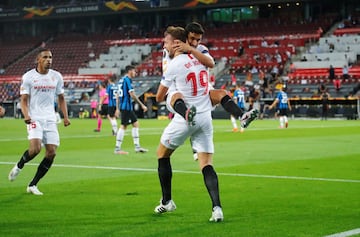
231, 82, 247, 133
269, 85, 292, 128
168, 22, 258, 128
8, 48, 71, 195
163, 22, 258, 160
155, 26, 223, 222
114, 65, 148, 154
94, 82, 108, 132
106, 75, 118, 135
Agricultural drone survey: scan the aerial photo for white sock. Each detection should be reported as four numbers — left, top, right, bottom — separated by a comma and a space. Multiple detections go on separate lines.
279, 116, 285, 127
284, 116, 288, 124
132, 127, 140, 148
110, 118, 118, 133
115, 128, 125, 149
230, 116, 238, 129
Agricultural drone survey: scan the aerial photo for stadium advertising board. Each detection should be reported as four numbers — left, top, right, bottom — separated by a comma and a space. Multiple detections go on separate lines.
0, 0, 276, 21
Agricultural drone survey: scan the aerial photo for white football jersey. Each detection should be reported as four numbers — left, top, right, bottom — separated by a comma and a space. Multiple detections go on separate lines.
20, 68, 64, 122
162, 44, 214, 73
162, 44, 214, 97
195, 44, 214, 64
161, 53, 212, 113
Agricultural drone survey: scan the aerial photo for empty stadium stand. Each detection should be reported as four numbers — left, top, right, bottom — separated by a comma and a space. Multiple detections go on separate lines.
1, 14, 359, 119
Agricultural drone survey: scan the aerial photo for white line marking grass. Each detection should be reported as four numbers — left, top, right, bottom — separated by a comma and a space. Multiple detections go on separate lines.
1, 162, 359, 183
324, 228, 360, 237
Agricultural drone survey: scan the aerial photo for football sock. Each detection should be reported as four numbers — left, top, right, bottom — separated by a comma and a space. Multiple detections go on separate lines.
230, 116, 238, 129
132, 127, 140, 148
284, 116, 288, 124
220, 95, 244, 118
97, 117, 102, 130
173, 98, 187, 119
115, 128, 125, 149
29, 157, 53, 186
110, 118, 117, 133
158, 158, 172, 204
202, 165, 221, 208
280, 116, 285, 127
17, 150, 32, 169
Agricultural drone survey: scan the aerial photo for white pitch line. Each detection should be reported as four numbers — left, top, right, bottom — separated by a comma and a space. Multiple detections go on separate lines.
1, 162, 359, 183
323, 228, 360, 237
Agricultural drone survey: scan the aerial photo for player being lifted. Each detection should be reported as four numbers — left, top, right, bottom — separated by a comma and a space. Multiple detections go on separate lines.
163, 22, 258, 127
155, 26, 223, 222
162, 22, 259, 159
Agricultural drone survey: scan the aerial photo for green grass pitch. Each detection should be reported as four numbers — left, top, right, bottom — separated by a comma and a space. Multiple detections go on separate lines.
0, 118, 359, 237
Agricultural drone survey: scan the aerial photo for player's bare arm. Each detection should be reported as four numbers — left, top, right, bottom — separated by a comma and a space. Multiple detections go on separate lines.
21, 94, 31, 124
156, 84, 169, 102
115, 96, 120, 118
58, 94, 70, 126
173, 40, 214, 68
269, 99, 279, 110
130, 91, 148, 112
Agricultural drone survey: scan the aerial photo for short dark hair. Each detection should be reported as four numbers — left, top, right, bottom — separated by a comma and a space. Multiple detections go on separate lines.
125, 65, 135, 72
185, 22, 205, 35
37, 48, 51, 56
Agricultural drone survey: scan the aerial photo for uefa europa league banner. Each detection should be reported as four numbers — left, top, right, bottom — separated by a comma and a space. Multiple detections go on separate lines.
0, 0, 242, 21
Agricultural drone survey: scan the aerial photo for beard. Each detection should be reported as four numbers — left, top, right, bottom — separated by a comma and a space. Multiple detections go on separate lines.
44, 63, 51, 69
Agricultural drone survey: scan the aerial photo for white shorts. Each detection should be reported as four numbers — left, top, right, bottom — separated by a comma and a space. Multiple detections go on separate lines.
160, 110, 214, 153
27, 120, 60, 146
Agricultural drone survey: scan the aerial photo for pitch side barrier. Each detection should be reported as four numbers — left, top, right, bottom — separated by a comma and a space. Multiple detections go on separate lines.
260, 97, 359, 119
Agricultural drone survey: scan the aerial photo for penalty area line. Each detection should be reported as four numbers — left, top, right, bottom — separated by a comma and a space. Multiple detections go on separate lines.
1, 162, 360, 184
323, 228, 360, 237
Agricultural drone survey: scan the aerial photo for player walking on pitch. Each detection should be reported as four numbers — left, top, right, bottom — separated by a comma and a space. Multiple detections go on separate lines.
114, 65, 148, 154
8, 48, 71, 195
269, 85, 291, 128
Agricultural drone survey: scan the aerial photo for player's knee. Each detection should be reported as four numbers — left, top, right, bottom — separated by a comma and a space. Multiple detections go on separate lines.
197, 153, 213, 168
157, 143, 173, 158
29, 146, 41, 157
45, 150, 56, 159
170, 92, 184, 106
210, 89, 227, 105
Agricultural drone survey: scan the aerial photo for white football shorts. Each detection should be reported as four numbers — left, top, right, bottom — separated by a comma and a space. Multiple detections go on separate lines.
160, 110, 214, 153
27, 120, 60, 146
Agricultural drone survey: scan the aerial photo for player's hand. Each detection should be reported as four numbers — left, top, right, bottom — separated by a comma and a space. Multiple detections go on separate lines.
173, 40, 191, 53
63, 118, 71, 127
24, 117, 32, 124
142, 105, 148, 112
